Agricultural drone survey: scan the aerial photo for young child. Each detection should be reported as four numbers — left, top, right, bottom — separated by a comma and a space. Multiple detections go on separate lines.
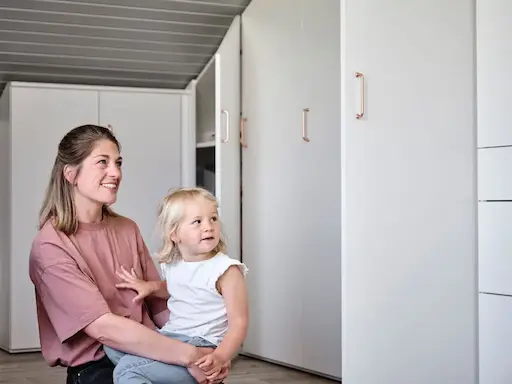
104, 187, 249, 384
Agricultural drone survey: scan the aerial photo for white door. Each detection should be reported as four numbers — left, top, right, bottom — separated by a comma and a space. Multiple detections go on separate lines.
241, 0, 305, 368
10, 84, 99, 351
342, 1, 477, 383
477, 0, 512, 147
299, 0, 342, 378
99, 90, 182, 254
214, 16, 241, 262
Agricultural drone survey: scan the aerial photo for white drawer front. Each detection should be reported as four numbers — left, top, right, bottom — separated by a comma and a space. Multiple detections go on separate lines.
478, 147, 512, 201
479, 293, 512, 384
479, 202, 512, 295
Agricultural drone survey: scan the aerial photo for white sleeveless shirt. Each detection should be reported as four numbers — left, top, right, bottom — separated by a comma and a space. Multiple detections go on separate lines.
160, 252, 248, 346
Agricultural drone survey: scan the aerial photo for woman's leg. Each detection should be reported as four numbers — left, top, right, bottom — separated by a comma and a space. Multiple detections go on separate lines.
103, 345, 127, 365
66, 355, 115, 384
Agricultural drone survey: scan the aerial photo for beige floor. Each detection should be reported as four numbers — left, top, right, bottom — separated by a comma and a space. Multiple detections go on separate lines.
0, 350, 338, 384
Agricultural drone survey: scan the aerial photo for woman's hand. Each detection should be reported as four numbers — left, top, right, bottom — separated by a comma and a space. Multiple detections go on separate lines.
115, 266, 157, 303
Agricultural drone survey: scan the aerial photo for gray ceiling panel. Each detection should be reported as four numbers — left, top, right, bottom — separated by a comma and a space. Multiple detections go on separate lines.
0, 9, 228, 36
0, 63, 192, 82
0, 53, 205, 73
1, 0, 234, 27
58, 0, 247, 16
0, 42, 211, 64
0, 0, 251, 91
0, 31, 216, 55
0, 19, 224, 45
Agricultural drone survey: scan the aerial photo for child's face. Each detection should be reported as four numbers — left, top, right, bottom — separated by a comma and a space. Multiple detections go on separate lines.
173, 198, 220, 258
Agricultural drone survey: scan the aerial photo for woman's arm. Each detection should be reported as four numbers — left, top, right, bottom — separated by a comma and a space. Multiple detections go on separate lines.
84, 313, 208, 366
29, 243, 210, 368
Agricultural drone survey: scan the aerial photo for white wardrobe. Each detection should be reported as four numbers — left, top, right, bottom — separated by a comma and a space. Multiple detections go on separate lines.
0, 83, 184, 352
476, 1, 512, 383
241, 0, 341, 379
185, 16, 241, 262
241, 0, 477, 383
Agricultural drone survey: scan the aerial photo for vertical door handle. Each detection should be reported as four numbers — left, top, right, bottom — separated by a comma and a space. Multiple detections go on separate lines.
355, 72, 365, 119
221, 109, 230, 143
302, 108, 310, 142
240, 117, 248, 148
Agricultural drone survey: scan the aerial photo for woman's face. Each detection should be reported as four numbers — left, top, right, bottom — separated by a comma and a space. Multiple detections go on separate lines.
67, 139, 123, 211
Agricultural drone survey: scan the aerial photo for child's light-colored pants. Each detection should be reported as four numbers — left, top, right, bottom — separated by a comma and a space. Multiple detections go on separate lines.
104, 330, 216, 384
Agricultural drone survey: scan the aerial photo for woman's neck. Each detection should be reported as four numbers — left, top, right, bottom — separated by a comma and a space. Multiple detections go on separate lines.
74, 197, 103, 223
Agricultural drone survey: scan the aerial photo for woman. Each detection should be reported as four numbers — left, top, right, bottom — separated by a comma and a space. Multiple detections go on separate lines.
28, 125, 230, 384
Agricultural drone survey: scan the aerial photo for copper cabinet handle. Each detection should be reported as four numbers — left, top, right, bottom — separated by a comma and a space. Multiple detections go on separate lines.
240, 117, 248, 148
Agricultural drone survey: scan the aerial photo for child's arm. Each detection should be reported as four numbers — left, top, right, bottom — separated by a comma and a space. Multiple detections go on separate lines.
196, 265, 248, 377
116, 266, 170, 302
214, 265, 249, 360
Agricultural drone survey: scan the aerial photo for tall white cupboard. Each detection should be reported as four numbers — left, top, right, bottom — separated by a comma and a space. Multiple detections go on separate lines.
476, 1, 512, 383
241, 0, 477, 383
0, 83, 185, 352
241, 0, 341, 379
185, 16, 241, 262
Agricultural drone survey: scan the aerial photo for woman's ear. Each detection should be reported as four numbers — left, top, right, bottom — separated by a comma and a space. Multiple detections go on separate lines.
63, 165, 77, 184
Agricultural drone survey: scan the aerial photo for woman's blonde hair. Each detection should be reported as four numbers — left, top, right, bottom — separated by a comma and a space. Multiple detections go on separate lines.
39, 124, 120, 235
156, 187, 227, 264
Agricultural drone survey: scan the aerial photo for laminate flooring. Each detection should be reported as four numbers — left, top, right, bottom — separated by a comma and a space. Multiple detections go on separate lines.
0, 350, 338, 383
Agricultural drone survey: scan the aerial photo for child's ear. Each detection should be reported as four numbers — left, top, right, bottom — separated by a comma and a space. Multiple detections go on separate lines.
170, 231, 179, 243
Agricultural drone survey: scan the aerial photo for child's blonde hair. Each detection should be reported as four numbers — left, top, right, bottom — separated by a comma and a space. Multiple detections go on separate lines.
156, 187, 227, 264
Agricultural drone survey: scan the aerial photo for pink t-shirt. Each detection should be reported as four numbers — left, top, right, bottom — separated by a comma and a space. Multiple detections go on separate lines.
28, 215, 168, 367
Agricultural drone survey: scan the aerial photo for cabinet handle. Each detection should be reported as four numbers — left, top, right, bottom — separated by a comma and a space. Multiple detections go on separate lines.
355, 72, 365, 119
302, 108, 310, 142
221, 109, 230, 143
240, 117, 248, 148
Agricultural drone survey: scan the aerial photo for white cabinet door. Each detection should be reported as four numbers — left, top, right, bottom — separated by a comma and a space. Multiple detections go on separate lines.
342, 1, 477, 383
299, 0, 341, 378
479, 293, 512, 384
478, 202, 512, 295
214, 16, 241, 262
478, 147, 512, 201
10, 85, 99, 351
99, 90, 182, 254
241, 0, 305, 368
477, 0, 512, 147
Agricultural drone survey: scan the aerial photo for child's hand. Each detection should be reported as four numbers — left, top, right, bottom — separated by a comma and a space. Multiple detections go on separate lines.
195, 353, 225, 380
187, 365, 207, 384
115, 266, 155, 303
